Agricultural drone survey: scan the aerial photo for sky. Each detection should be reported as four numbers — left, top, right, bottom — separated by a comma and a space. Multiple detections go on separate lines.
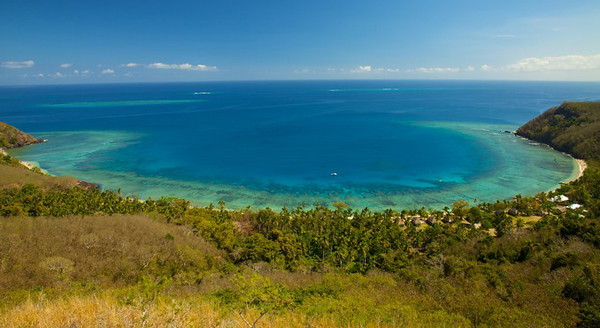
1, 0, 600, 84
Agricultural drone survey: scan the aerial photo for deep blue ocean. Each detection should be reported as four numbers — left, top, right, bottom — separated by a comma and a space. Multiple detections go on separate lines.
2, 80, 600, 210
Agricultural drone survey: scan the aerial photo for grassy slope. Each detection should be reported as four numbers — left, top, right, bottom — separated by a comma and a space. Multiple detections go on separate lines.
0, 122, 41, 149
0, 215, 477, 327
0, 215, 223, 292
516, 101, 600, 162
0, 164, 79, 190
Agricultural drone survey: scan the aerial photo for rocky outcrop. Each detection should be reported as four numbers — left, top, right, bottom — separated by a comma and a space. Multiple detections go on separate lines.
0, 122, 44, 149
77, 180, 101, 191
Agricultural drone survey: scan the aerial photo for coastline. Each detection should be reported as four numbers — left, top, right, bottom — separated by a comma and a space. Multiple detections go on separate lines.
552, 157, 587, 192
1, 148, 47, 173
574, 158, 588, 181
5, 122, 581, 211
1, 120, 587, 210
2, 147, 99, 190
511, 131, 587, 187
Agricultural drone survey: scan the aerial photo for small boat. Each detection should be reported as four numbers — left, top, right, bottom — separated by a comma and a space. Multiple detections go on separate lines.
330, 172, 338, 176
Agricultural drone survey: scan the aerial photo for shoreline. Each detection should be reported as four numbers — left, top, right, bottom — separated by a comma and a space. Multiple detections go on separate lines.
1, 123, 587, 210
2, 147, 99, 190
1, 148, 48, 173
574, 158, 588, 181
511, 131, 587, 187
553, 156, 587, 192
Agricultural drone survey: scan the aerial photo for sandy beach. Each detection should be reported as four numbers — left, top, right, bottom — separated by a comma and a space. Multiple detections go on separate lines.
575, 158, 588, 180
557, 157, 588, 190
1, 148, 48, 173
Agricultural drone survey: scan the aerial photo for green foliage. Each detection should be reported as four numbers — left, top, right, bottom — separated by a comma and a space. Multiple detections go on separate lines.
216, 273, 293, 327
517, 102, 600, 160
0, 154, 25, 168
118, 275, 172, 307
551, 252, 581, 271
452, 200, 470, 219
564, 265, 599, 303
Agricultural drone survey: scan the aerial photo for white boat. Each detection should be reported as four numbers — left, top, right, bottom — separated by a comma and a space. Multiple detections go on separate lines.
330, 172, 338, 176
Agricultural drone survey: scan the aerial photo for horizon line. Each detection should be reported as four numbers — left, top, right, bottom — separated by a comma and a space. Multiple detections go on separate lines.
2, 78, 600, 88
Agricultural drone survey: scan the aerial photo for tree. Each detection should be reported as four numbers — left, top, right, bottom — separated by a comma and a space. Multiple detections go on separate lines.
223, 273, 293, 328
452, 200, 470, 219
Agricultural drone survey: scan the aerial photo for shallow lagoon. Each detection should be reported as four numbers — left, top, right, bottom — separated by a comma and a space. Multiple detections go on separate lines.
3, 80, 600, 210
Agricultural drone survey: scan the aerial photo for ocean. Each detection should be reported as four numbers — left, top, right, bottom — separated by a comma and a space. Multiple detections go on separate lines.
2, 80, 599, 210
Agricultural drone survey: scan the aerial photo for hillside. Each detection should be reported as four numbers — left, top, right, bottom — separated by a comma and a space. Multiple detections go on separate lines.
516, 101, 600, 161
0, 122, 42, 149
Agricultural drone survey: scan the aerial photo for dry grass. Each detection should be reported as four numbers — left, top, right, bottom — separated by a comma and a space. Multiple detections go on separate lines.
1, 295, 224, 327
0, 292, 471, 328
0, 165, 79, 190
0, 214, 224, 291
519, 215, 542, 223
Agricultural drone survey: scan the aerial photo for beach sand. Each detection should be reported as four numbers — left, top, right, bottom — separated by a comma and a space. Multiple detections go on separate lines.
1, 149, 49, 174
575, 159, 588, 180
558, 157, 588, 190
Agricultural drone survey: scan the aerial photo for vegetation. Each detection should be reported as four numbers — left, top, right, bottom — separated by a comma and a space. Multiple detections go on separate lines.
0, 157, 80, 190
517, 101, 600, 162
0, 121, 42, 149
1, 104, 599, 327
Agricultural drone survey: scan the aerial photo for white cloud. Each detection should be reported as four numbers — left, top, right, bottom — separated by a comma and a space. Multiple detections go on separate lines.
60, 63, 72, 68
73, 70, 79, 74
147, 62, 217, 71
293, 68, 312, 74
413, 67, 460, 73
350, 65, 402, 73
351, 65, 372, 73
36, 73, 44, 78
1, 60, 35, 68
350, 65, 475, 74
54, 72, 66, 78
122, 63, 140, 67
368, 67, 401, 73
81, 70, 90, 75
481, 64, 492, 71
102, 69, 115, 74
505, 54, 600, 72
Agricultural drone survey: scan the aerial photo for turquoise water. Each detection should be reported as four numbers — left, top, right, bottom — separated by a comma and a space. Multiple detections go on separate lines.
2, 81, 599, 210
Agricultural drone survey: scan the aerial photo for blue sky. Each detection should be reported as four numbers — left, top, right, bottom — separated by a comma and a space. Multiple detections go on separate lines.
1, 0, 599, 84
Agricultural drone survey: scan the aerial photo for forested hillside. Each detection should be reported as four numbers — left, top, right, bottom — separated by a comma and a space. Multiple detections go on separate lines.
517, 102, 600, 162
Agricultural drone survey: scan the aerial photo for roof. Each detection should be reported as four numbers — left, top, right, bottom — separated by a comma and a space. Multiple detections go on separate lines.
550, 195, 569, 202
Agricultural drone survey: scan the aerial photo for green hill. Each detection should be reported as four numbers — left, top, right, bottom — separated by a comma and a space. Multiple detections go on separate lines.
516, 101, 600, 161
0, 122, 42, 149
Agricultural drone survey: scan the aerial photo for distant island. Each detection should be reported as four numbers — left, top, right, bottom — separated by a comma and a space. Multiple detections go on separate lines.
0, 102, 599, 327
